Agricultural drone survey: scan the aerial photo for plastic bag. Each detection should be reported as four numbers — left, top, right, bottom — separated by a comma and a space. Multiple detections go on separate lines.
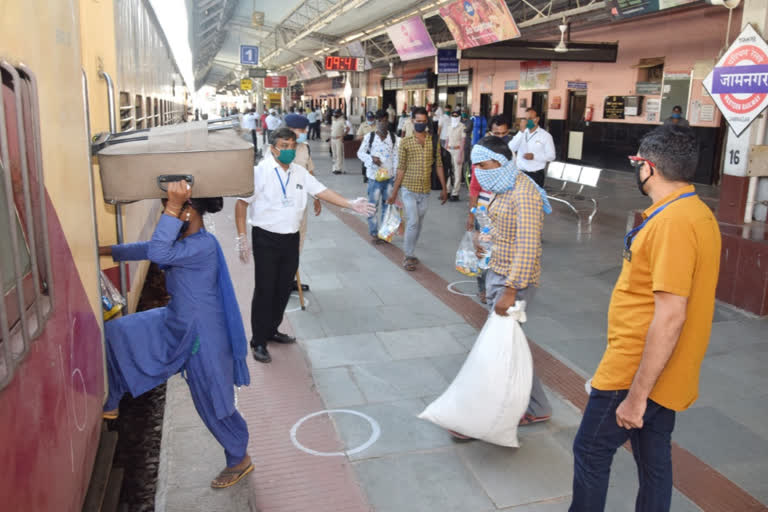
418, 303, 533, 447
100, 270, 126, 320
455, 231, 480, 276
378, 206, 402, 242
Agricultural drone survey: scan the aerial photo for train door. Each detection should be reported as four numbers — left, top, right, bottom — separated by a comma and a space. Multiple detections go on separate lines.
566, 90, 587, 161
382, 89, 396, 113
532, 91, 548, 129
503, 92, 517, 124
480, 93, 492, 123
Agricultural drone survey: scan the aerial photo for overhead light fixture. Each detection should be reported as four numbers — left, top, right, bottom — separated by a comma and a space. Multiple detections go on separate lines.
554, 20, 568, 53
386, 62, 395, 79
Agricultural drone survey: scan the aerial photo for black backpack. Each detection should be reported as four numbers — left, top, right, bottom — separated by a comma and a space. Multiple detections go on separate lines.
366, 130, 396, 153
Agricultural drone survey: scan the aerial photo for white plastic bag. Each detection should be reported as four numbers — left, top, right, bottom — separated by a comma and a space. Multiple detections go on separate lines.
455, 231, 480, 276
418, 303, 533, 447
378, 206, 402, 242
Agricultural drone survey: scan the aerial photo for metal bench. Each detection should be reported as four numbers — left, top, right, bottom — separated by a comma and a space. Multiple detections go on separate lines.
545, 161, 601, 228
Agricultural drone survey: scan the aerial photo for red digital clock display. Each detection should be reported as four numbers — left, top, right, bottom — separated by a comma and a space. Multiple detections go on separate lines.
324, 56, 359, 71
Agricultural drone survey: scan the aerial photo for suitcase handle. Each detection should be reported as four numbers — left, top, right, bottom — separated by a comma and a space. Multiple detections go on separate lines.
157, 175, 195, 191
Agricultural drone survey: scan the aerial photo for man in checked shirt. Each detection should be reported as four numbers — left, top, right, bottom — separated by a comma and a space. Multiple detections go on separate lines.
472, 135, 554, 426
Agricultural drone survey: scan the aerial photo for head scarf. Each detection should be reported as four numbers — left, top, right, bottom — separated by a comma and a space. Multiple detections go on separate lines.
470, 144, 552, 214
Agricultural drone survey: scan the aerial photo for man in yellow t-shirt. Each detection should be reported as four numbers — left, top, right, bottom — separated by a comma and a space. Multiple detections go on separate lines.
570, 126, 721, 512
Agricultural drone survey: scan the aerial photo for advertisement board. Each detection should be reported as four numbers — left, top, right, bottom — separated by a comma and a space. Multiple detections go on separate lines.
264, 76, 288, 89
439, 0, 520, 50
386, 16, 437, 61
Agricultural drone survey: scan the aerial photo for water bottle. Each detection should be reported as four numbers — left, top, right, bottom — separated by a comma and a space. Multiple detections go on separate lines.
478, 226, 492, 270
471, 205, 491, 230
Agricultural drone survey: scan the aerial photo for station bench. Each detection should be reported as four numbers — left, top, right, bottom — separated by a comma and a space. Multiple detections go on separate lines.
545, 161, 602, 228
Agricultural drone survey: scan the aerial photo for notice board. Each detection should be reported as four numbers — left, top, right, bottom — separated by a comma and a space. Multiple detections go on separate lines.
604, 96, 625, 120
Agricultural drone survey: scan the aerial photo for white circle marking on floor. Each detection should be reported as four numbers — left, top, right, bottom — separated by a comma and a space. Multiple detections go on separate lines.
447, 280, 479, 297
285, 292, 310, 313
290, 409, 381, 457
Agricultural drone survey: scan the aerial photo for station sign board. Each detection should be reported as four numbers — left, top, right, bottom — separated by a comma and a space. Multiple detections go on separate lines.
240, 79, 252, 91
248, 67, 268, 78
240, 45, 259, 65
437, 49, 459, 74
703, 25, 768, 137
264, 76, 288, 89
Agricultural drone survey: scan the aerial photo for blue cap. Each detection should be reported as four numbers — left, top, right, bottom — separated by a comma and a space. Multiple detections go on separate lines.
366, 111, 375, 119
284, 113, 309, 129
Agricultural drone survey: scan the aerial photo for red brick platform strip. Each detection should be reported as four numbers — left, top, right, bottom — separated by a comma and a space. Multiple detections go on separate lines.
329, 204, 768, 512
237, 319, 371, 512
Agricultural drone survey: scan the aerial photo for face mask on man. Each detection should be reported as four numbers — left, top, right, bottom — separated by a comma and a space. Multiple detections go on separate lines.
274, 148, 296, 165
526, 119, 536, 130
296, 133, 307, 144
377, 121, 388, 133
451, 116, 460, 127
413, 122, 428, 133
367, 119, 374, 125
635, 164, 652, 196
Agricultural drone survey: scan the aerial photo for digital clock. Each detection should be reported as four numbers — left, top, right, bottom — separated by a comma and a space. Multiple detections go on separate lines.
324, 56, 359, 71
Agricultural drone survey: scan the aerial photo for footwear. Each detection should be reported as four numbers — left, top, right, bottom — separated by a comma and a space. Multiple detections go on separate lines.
478, 291, 487, 304
450, 195, 460, 202
211, 455, 254, 489
291, 280, 310, 292
403, 257, 417, 271
332, 170, 342, 175
103, 408, 119, 420
519, 413, 551, 426
446, 429, 474, 441
270, 331, 296, 344
252, 344, 272, 363
363, 178, 369, 183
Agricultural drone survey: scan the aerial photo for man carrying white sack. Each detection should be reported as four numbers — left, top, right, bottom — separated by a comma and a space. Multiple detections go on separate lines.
459, 135, 554, 437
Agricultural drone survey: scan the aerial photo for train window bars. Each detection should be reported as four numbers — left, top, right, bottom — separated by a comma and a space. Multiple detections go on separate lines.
135, 94, 144, 129
119, 91, 133, 131
0, 62, 54, 390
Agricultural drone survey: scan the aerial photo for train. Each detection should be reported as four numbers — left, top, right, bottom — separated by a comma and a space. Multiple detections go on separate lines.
0, 1, 190, 510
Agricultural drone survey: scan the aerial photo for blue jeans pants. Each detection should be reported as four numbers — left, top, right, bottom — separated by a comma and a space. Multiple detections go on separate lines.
367, 178, 393, 237
401, 188, 429, 258
570, 389, 676, 512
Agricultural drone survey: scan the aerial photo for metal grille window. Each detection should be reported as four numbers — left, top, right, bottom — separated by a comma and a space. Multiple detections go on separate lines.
0, 62, 54, 390
135, 94, 144, 129
145, 97, 153, 128
119, 91, 133, 131
153, 97, 160, 126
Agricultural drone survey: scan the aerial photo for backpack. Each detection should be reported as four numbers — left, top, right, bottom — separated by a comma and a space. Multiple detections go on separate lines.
366, 130, 396, 153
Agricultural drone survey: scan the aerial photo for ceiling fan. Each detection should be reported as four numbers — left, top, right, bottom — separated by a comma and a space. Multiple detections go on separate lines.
525, 19, 589, 52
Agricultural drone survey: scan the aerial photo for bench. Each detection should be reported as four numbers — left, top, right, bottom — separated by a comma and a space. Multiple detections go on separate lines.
544, 162, 602, 228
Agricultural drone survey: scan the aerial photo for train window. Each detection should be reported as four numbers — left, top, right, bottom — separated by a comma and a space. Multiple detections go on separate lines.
0, 62, 54, 389
119, 91, 133, 131
145, 97, 153, 128
153, 97, 159, 126
135, 94, 144, 129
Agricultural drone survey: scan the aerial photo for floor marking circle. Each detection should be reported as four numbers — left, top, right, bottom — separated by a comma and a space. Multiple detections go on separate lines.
285, 292, 310, 313
447, 280, 479, 297
290, 409, 381, 457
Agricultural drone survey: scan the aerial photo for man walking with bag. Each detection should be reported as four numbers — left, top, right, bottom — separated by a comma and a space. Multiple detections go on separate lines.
569, 127, 721, 512
358, 110, 399, 243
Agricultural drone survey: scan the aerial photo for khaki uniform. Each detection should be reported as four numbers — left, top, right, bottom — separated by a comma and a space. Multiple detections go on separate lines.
330, 119, 346, 172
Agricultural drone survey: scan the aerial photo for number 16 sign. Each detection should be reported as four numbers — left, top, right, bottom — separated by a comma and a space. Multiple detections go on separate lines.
240, 45, 259, 65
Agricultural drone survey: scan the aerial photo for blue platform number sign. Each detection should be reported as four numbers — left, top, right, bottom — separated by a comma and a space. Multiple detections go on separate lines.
240, 45, 259, 65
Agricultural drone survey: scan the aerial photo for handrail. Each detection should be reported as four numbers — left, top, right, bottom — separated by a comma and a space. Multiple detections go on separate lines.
98, 70, 126, 307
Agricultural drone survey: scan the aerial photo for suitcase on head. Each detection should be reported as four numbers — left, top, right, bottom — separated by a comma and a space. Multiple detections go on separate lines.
97, 121, 254, 203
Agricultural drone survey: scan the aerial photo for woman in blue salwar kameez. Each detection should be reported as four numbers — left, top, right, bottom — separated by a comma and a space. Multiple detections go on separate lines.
99, 181, 252, 488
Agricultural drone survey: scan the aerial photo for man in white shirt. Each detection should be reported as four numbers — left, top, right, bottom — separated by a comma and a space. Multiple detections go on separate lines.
386, 104, 396, 132
437, 104, 452, 148
507, 108, 556, 187
357, 109, 399, 242
265, 109, 282, 145
397, 109, 414, 138
444, 109, 466, 201
235, 128, 374, 363
240, 109, 258, 153
306, 108, 319, 140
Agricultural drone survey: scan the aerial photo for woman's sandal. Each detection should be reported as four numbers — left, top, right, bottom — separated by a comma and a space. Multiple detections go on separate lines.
403, 257, 417, 271
518, 413, 551, 426
103, 409, 119, 420
211, 457, 254, 489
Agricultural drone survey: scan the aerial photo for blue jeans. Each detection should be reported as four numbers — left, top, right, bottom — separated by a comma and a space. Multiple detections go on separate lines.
570, 389, 676, 512
367, 178, 393, 237
401, 188, 429, 258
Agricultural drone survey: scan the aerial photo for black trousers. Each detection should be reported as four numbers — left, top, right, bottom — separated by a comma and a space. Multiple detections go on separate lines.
311, 121, 321, 139
250, 130, 258, 151
524, 170, 546, 188
250, 226, 300, 348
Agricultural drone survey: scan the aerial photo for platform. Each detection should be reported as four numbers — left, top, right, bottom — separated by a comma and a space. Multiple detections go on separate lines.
156, 139, 768, 512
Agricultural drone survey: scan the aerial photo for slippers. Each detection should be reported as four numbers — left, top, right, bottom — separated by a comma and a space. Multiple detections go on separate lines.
519, 413, 551, 426
403, 257, 417, 271
103, 409, 119, 420
446, 429, 474, 441
211, 461, 254, 489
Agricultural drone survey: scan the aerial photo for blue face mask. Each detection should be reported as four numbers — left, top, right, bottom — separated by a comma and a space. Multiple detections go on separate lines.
671, 113, 681, 119
296, 133, 307, 143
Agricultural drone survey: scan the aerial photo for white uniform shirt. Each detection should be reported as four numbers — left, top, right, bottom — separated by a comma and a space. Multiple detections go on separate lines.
357, 131, 400, 180
240, 153, 327, 234
439, 114, 451, 140
508, 127, 556, 172
307, 111, 318, 123
265, 114, 282, 130
241, 113, 256, 130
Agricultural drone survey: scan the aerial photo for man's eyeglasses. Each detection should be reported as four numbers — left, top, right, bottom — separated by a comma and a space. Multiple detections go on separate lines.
628, 156, 655, 169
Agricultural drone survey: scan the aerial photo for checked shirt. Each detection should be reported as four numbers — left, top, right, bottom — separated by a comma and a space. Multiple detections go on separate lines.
397, 134, 442, 194
488, 172, 544, 289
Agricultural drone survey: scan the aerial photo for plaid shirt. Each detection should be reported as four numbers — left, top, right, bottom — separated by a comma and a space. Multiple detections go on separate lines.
397, 134, 442, 194
489, 173, 544, 289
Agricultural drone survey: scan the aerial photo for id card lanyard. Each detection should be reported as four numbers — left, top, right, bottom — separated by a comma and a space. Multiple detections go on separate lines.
623, 192, 696, 261
274, 167, 293, 208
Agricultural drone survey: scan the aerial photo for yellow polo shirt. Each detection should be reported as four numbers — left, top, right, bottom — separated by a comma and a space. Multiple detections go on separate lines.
592, 185, 721, 411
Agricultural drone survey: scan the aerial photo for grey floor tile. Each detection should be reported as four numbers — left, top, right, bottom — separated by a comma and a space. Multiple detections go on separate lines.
302, 333, 392, 368
312, 367, 366, 408
718, 460, 768, 505
457, 435, 573, 508
352, 450, 495, 512
334, 399, 454, 460
376, 326, 467, 359
428, 353, 470, 383
350, 358, 450, 403
498, 497, 570, 511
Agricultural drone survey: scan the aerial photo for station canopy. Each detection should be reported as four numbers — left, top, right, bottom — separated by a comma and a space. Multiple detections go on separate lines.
186, 0, 685, 91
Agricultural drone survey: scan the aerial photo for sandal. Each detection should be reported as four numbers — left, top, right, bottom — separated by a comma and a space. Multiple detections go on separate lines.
478, 291, 487, 304
446, 429, 474, 441
519, 413, 551, 426
211, 456, 254, 489
403, 257, 417, 271
103, 408, 119, 420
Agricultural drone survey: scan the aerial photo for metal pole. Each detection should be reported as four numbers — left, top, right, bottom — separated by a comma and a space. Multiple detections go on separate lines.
98, 71, 127, 307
